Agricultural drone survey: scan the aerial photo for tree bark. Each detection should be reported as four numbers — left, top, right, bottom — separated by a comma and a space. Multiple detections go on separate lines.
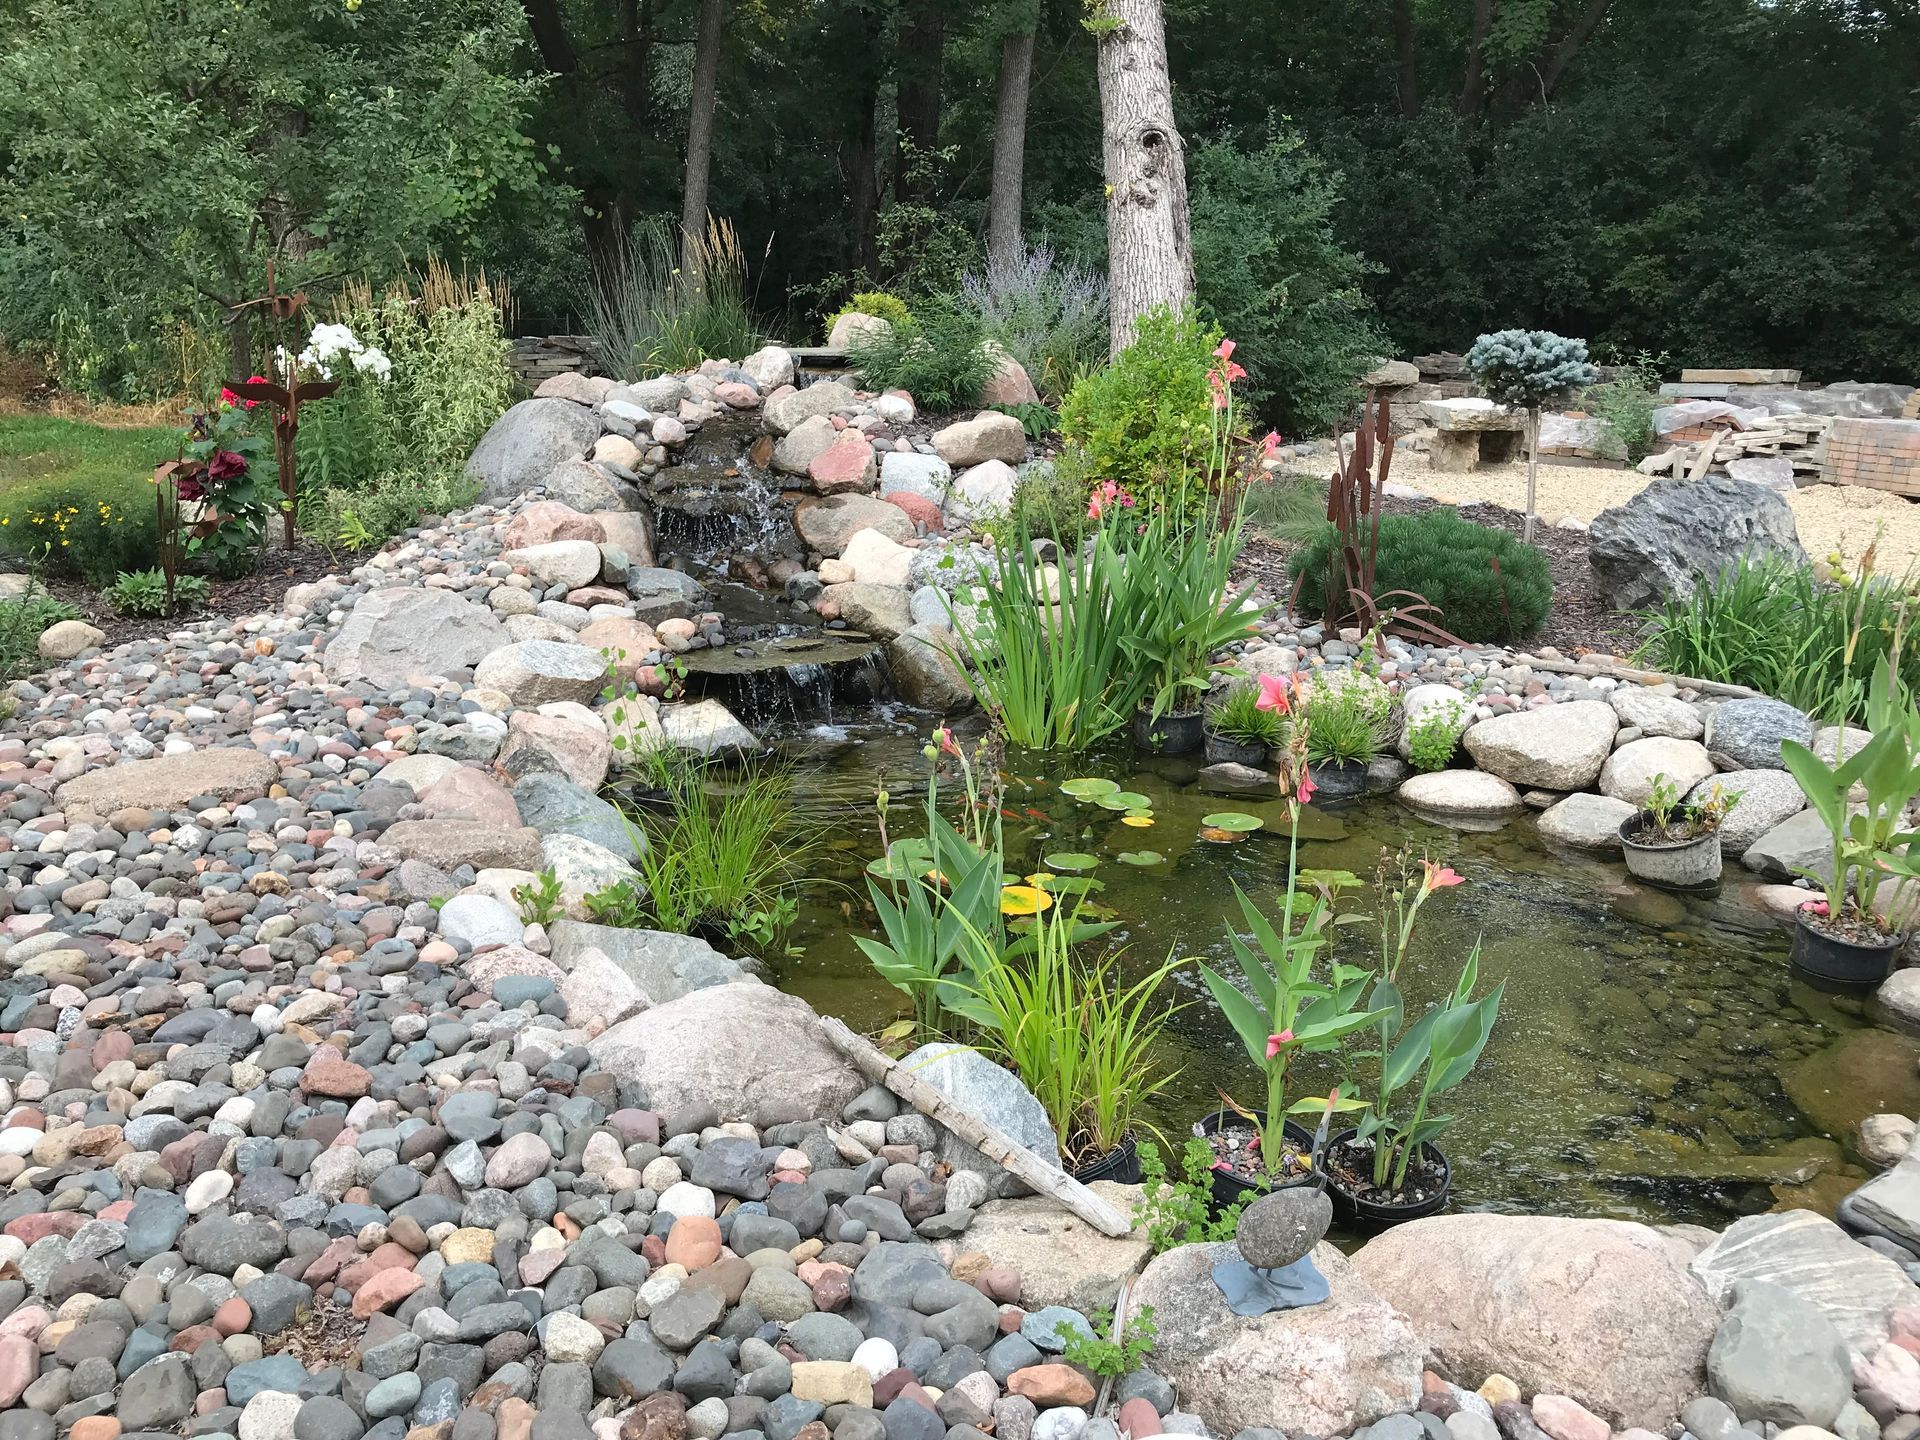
1392, 0, 1419, 117
226, 308, 252, 383
895, 0, 945, 202
848, 77, 880, 276
1459, 0, 1493, 117
987, 27, 1036, 272
1094, 0, 1194, 352
679, 0, 725, 267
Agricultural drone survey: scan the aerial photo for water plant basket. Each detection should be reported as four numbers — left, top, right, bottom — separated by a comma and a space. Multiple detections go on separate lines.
1068, 1132, 1142, 1185
1789, 910, 1904, 988
1618, 810, 1723, 890
1133, 706, 1205, 756
1323, 1128, 1452, 1228
1194, 1107, 1318, 1212
1203, 731, 1270, 768
1308, 759, 1369, 800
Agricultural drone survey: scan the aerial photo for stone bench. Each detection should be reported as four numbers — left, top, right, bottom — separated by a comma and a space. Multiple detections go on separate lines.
1419, 400, 1526, 471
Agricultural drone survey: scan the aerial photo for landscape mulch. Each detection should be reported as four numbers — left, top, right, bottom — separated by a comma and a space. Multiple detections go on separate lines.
43, 539, 343, 651
1238, 492, 1647, 661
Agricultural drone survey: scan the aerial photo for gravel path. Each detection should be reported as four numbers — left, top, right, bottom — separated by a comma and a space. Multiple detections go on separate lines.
1388, 451, 1920, 578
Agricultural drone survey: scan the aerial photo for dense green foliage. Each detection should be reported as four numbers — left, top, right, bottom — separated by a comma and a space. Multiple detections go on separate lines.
1637, 555, 1920, 723
958, 248, 1109, 405
1466, 330, 1594, 410
827, 291, 913, 335
0, 417, 168, 580
1583, 354, 1663, 462
1059, 307, 1220, 510
1289, 510, 1554, 643
846, 299, 994, 412
105, 569, 210, 616
5, 0, 1916, 408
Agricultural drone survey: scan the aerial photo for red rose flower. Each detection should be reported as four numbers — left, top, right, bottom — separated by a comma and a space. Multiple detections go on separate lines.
207, 449, 248, 482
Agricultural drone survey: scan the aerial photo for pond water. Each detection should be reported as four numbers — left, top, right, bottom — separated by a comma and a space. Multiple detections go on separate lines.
746, 715, 1895, 1229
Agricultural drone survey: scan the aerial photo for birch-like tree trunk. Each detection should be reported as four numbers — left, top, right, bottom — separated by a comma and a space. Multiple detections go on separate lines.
987, 27, 1035, 272
679, 0, 724, 268
1094, 0, 1193, 352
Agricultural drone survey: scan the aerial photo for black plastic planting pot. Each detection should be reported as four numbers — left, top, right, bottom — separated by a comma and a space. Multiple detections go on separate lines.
1324, 1128, 1452, 1227
1203, 731, 1270, 768
1133, 706, 1205, 755
1069, 1133, 1143, 1185
1618, 810, 1723, 890
1307, 759, 1369, 800
1194, 1108, 1318, 1212
1789, 910, 1904, 988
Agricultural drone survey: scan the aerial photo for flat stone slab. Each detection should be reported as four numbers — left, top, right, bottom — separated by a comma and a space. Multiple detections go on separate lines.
57, 749, 279, 814
961, 1183, 1151, 1313
1690, 1209, 1918, 1360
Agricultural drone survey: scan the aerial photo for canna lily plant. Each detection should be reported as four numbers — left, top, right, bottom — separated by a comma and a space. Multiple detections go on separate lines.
1351, 944, 1504, 1191
1779, 652, 1920, 939
1199, 765, 1386, 1173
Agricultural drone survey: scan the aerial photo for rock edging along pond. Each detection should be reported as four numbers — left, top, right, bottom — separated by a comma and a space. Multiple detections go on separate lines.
0, 350, 1907, 1440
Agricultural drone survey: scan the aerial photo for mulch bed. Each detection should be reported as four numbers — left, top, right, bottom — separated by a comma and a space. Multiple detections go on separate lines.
40, 539, 344, 651
1238, 492, 1647, 660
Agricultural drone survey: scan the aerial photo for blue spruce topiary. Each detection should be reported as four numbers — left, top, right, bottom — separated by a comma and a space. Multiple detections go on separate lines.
1464, 329, 1597, 540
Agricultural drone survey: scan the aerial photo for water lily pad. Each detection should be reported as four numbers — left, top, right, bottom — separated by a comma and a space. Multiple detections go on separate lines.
1061, 777, 1121, 800
1202, 812, 1264, 833
1097, 790, 1152, 811
1121, 815, 1155, 828
1038, 874, 1101, 896
1117, 850, 1164, 866
1043, 852, 1099, 872
999, 884, 1053, 916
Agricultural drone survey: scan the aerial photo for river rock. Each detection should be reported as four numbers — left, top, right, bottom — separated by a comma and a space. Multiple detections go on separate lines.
587, 984, 864, 1120
887, 625, 973, 713
743, 346, 795, 391
1609, 688, 1704, 740
1706, 1280, 1851, 1428
1350, 1214, 1719, 1427
1588, 474, 1806, 611
1461, 701, 1617, 789
472, 640, 607, 707
1236, 1187, 1333, 1268
896, 1042, 1060, 1184
1132, 1241, 1422, 1436
962, 1184, 1151, 1312
822, 583, 912, 641
931, 413, 1026, 468
1705, 698, 1813, 770
1684, 769, 1806, 854
1741, 808, 1838, 881
840, 529, 914, 587
1691, 1210, 1918, 1360
37, 619, 104, 659
660, 699, 758, 757
1536, 793, 1635, 852
503, 540, 605, 590
1396, 771, 1525, 819
468, 397, 604, 497
1598, 737, 1716, 808
795, 495, 915, 556
775, 415, 840, 478
767, 381, 859, 435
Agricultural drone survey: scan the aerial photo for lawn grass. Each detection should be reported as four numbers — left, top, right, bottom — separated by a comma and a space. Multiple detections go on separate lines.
0, 414, 176, 496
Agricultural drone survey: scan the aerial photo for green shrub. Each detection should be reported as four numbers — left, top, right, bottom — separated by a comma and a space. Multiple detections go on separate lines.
0, 595, 81, 679
846, 298, 994, 412
981, 453, 1092, 550
1298, 673, 1395, 765
1288, 510, 1553, 643
1188, 134, 1385, 435
0, 478, 158, 583
1208, 680, 1286, 746
1059, 306, 1220, 511
1405, 699, 1467, 772
305, 470, 482, 553
104, 569, 210, 616
958, 246, 1109, 404
827, 290, 912, 335
1637, 553, 1920, 723
1584, 352, 1665, 463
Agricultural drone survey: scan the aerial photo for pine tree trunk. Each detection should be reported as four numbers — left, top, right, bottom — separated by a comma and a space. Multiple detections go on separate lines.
1525, 406, 1540, 543
679, 0, 724, 267
1094, 0, 1194, 352
987, 28, 1036, 272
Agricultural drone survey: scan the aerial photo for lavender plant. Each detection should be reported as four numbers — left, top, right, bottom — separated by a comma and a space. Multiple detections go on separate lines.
959, 245, 1110, 402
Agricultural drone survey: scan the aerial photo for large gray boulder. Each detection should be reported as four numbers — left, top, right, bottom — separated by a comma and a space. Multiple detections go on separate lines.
1704, 697, 1813, 770
512, 774, 641, 861
548, 920, 746, 1002
1132, 1240, 1423, 1437
887, 624, 974, 713
897, 1042, 1059, 1190
1460, 700, 1618, 790
1706, 1280, 1851, 1428
467, 398, 603, 498
323, 588, 507, 687
1684, 769, 1806, 854
1588, 474, 1805, 611
1350, 1214, 1720, 1427
586, 984, 863, 1122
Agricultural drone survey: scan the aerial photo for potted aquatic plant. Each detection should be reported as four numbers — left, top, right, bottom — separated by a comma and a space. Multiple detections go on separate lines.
1326, 945, 1502, 1225
1204, 678, 1286, 767
1296, 673, 1395, 798
1618, 773, 1742, 890
1779, 654, 1920, 986
1196, 763, 1386, 1207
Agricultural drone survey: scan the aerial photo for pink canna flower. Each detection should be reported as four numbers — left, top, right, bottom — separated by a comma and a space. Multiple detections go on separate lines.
1264, 1029, 1294, 1059
1296, 769, 1317, 805
1262, 431, 1283, 458
1422, 860, 1466, 890
1255, 673, 1292, 714
1215, 338, 1236, 362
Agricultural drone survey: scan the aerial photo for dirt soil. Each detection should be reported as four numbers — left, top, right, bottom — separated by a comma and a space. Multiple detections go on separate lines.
43, 539, 342, 650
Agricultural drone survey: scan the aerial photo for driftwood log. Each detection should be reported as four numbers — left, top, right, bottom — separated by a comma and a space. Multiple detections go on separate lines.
819, 1017, 1134, 1238
1518, 653, 1764, 700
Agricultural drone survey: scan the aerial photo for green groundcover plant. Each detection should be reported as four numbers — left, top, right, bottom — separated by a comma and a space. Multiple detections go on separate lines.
1289, 510, 1552, 643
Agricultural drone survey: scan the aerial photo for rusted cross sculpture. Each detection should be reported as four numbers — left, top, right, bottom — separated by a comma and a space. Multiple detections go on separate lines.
223, 261, 339, 549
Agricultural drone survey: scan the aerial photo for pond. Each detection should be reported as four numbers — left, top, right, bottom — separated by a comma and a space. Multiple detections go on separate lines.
747, 715, 1898, 1229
